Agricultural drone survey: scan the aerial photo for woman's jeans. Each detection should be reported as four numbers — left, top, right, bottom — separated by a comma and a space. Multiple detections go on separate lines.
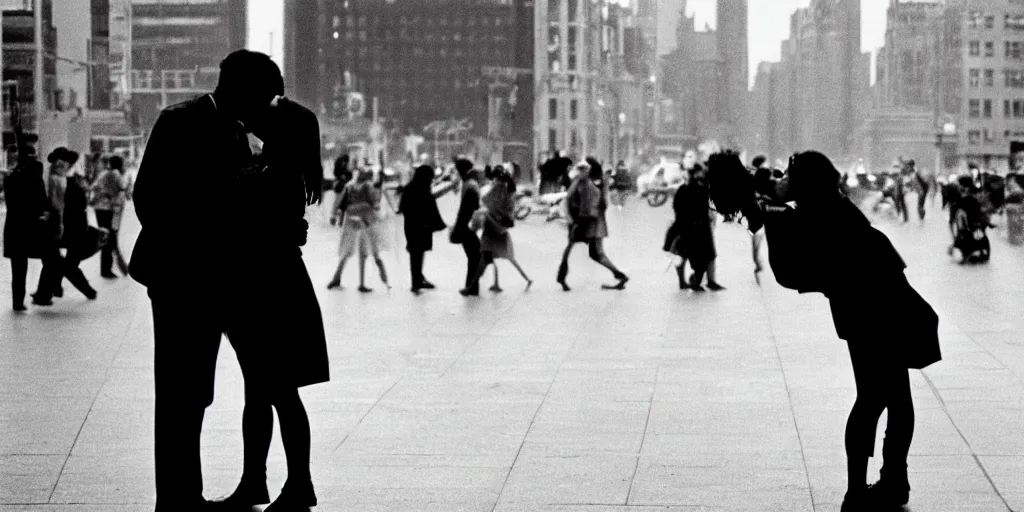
846, 341, 914, 479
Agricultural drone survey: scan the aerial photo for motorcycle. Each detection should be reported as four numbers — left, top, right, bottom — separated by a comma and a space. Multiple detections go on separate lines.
514, 188, 568, 222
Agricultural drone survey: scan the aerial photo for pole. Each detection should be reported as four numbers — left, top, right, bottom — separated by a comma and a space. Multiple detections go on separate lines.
34, 0, 44, 153
0, 12, 5, 171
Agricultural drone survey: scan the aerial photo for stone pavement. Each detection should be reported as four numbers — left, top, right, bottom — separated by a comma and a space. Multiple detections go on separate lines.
1, 192, 1022, 512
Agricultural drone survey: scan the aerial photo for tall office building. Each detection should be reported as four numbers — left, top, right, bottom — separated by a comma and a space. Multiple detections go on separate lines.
129, 0, 247, 131
283, 0, 318, 107
2, 0, 57, 141
716, 0, 747, 148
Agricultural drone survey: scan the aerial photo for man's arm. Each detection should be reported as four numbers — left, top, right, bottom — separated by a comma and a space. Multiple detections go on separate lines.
132, 111, 180, 229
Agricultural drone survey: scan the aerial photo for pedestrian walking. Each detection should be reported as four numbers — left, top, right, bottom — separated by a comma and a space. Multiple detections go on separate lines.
2, 147, 49, 312
751, 151, 941, 512
677, 162, 723, 292
92, 155, 130, 278
450, 159, 483, 296
327, 167, 390, 292
557, 158, 629, 291
32, 147, 97, 305
397, 164, 452, 293
463, 167, 532, 294
663, 167, 692, 289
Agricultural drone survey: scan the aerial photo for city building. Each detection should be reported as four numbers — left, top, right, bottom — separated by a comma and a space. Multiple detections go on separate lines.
129, 0, 247, 132
89, 0, 112, 110
2, 0, 57, 147
659, 0, 746, 151
283, 0, 317, 107
745, 0, 869, 164
939, 0, 1024, 171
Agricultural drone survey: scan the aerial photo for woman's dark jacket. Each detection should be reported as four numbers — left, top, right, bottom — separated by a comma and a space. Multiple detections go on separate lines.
60, 176, 91, 251
398, 181, 447, 252
763, 197, 941, 370
664, 181, 716, 265
2, 164, 49, 259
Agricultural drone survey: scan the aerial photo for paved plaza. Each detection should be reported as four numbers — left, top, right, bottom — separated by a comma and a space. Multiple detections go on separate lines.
1, 193, 1023, 511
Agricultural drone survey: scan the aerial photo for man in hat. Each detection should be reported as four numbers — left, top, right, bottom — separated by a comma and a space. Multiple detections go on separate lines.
32, 147, 97, 306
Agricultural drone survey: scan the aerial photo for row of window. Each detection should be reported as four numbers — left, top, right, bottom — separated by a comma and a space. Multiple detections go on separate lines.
332, 14, 510, 29
332, 29, 509, 45
968, 68, 1024, 87
548, 98, 579, 121
967, 11, 1024, 30
968, 40, 1024, 59
337, 46, 506, 59
131, 70, 196, 90
966, 98, 1024, 118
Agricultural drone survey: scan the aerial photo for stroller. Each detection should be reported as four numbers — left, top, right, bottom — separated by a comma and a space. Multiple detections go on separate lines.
950, 194, 992, 263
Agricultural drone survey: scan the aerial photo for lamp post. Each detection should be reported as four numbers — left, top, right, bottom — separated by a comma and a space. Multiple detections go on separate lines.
935, 122, 957, 177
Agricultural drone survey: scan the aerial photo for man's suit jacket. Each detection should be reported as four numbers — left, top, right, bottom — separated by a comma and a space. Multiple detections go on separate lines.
130, 95, 246, 290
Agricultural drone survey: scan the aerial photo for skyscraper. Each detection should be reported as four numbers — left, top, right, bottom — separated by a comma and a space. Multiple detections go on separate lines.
717, 0, 747, 147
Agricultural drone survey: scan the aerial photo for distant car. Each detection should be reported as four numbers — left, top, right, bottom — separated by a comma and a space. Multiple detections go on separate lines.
636, 162, 685, 207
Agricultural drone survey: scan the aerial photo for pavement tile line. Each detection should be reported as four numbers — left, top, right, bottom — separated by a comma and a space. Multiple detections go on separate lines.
330, 376, 404, 453
755, 285, 818, 512
624, 365, 660, 506
488, 299, 611, 512
919, 371, 1015, 512
44, 294, 148, 505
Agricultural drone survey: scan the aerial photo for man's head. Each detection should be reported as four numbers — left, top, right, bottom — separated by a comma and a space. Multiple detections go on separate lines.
682, 150, 697, 170
215, 50, 284, 125
455, 158, 475, 180
47, 147, 79, 176
751, 155, 768, 169
786, 151, 841, 204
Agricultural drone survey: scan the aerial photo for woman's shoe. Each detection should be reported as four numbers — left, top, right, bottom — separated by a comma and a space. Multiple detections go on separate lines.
459, 288, 479, 297
264, 479, 317, 512
865, 472, 910, 507
601, 275, 629, 290
419, 280, 436, 289
13, 303, 27, 313
212, 475, 271, 510
557, 279, 571, 292
358, 285, 373, 293
489, 285, 503, 293
326, 280, 341, 290
525, 279, 534, 290
707, 282, 725, 291
840, 489, 867, 512
689, 275, 706, 292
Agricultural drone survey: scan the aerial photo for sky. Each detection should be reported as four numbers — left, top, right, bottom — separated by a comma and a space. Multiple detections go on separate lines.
247, 0, 890, 88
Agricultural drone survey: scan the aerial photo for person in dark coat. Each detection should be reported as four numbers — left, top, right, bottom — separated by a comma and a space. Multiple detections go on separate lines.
398, 164, 452, 293
465, 167, 533, 292
2, 152, 48, 312
451, 159, 482, 296
212, 91, 329, 512
32, 147, 97, 305
676, 164, 722, 291
130, 50, 327, 511
557, 158, 628, 291
753, 151, 941, 512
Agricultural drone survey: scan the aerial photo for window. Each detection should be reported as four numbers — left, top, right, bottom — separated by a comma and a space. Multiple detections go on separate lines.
969, 99, 981, 117
970, 69, 980, 87
570, 99, 578, 120
986, 42, 995, 57
984, 99, 993, 118
549, 98, 558, 120
986, 69, 995, 86
985, 129, 995, 143
1009, 41, 1024, 60
567, 27, 578, 71
570, 129, 578, 150
968, 10, 983, 29
1007, 13, 1024, 30
1005, 99, 1011, 118
1013, 100, 1024, 118
549, 129, 558, 151
968, 130, 982, 145
548, 0, 559, 21
568, 0, 578, 22
1006, 69, 1024, 88
986, 15, 995, 29
970, 41, 981, 56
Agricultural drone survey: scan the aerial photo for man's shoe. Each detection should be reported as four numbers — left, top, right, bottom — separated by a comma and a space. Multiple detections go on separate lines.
459, 288, 479, 297
101, 272, 118, 280
31, 294, 53, 307
707, 281, 726, 291
13, 303, 27, 313
53, 287, 63, 298
264, 480, 316, 512
84, 289, 98, 301
840, 489, 867, 512
419, 280, 436, 289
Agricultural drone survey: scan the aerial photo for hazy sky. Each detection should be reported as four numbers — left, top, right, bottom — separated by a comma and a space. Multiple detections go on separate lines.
247, 0, 890, 87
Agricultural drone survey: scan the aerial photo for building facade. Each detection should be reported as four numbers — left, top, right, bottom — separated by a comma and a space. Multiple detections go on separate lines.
129, 0, 247, 132
2, 0, 57, 145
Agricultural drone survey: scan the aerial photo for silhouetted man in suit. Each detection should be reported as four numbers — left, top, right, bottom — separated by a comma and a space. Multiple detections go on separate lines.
131, 50, 298, 511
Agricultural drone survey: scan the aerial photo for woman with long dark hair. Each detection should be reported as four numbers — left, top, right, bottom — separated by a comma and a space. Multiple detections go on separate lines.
712, 151, 940, 511
557, 158, 628, 291
398, 165, 452, 292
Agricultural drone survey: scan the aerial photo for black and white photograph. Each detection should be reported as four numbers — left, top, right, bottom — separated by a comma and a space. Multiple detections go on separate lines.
1, 0, 1022, 510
